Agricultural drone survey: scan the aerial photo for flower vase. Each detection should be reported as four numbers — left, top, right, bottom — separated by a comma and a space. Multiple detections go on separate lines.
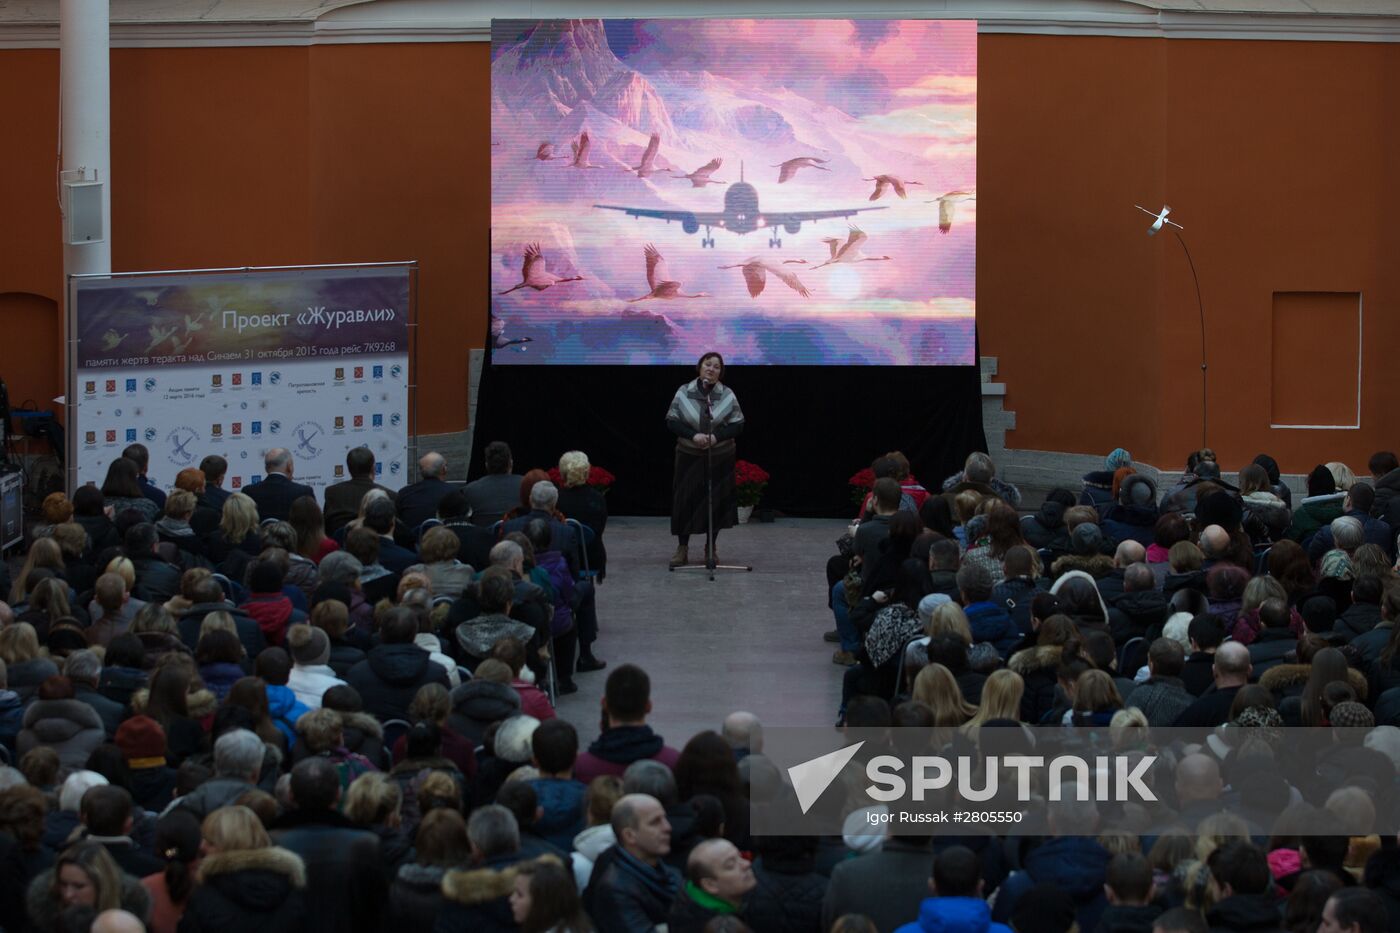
737, 505, 754, 524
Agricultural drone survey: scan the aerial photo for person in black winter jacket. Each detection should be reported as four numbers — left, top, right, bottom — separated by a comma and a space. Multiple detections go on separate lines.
271, 758, 386, 933
1335, 576, 1384, 642
1108, 564, 1170, 644
1094, 852, 1164, 933
1102, 476, 1160, 550
1202, 840, 1285, 933
584, 794, 682, 933
993, 546, 1050, 638
125, 524, 182, 604
384, 808, 471, 931
1022, 489, 1075, 554
345, 608, 450, 723
180, 808, 308, 933
743, 834, 826, 933
434, 805, 546, 933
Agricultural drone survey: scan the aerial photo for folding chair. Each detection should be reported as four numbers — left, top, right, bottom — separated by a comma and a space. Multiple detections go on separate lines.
381, 718, 413, 755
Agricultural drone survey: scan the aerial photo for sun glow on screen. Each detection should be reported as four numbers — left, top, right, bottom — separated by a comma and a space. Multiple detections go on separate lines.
489, 18, 977, 366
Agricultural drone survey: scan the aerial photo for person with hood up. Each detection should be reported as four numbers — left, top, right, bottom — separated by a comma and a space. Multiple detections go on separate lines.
1050, 570, 1112, 638
239, 561, 306, 648
346, 606, 450, 723
1081, 449, 1134, 517
1103, 475, 1161, 549
447, 659, 522, 746
180, 804, 307, 932
574, 664, 681, 783
1202, 840, 1285, 933
992, 791, 1111, 931
582, 793, 681, 933
1286, 465, 1347, 543
1023, 488, 1076, 553
894, 844, 1012, 933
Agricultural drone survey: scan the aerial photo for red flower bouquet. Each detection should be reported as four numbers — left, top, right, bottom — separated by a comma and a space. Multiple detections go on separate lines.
734, 460, 770, 507
547, 465, 616, 493
849, 467, 876, 507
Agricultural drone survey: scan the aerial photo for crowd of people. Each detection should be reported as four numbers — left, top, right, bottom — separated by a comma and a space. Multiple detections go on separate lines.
0, 438, 1398, 933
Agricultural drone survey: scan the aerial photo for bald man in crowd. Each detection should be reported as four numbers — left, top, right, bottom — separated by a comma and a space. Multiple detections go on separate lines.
667, 838, 757, 931
1098, 539, 1147, 604
1173, 641, 1251, 727
397, 451, 453, 530
244, 447, 315, 522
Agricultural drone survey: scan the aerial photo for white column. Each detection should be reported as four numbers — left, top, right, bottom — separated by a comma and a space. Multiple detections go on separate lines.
60, 0, 112, 276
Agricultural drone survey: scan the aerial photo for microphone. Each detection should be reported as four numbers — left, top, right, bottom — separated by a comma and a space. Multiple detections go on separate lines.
700, 378, 713, 392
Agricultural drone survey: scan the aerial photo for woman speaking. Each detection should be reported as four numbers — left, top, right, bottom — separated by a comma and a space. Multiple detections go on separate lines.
666, 352, 745, 568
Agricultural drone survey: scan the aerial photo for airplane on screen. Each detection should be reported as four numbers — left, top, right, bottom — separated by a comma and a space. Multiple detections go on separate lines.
594, 164, 886, 248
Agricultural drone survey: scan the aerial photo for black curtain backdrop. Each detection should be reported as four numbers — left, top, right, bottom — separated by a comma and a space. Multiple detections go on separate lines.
467, 342, 987, 518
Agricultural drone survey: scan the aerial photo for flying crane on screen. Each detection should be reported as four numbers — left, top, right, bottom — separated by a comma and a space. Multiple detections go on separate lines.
773, 156, 830, 183
569, 132, 603, 169
532, 142, 566, 161
497, 244, 585, 295
631, 133, 662, 178
718, 258, 812, 299
595, 163, 887, 249
864, 175, 923, 201
927, 190, 976, 234
629, 245, 709, 301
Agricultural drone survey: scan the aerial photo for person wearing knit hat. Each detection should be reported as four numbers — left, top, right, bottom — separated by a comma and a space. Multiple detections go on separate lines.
1195, 490, 1243, 534
1330, 701, 1375, 729
1105, 448, 1132, 472
115, 715, 178, 811
285, 624, 346, 711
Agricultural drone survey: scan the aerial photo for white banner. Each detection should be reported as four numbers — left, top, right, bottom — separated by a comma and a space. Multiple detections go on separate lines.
70, 265, 413, 500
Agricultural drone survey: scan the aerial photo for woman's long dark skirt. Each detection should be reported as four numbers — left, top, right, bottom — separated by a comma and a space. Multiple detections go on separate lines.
671, 446, 738, 537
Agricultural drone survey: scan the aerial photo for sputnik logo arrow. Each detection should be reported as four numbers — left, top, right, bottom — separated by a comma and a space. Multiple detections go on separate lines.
788, 742, 864, 814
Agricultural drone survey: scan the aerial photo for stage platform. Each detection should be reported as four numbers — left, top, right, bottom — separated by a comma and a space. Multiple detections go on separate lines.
552, 516, 847, 747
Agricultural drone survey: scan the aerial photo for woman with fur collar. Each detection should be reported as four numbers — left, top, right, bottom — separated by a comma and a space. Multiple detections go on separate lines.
1008, 615, 1078, 724
180, 805, 307, 933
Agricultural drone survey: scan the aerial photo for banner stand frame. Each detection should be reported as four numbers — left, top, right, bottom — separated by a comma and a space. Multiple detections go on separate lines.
65, 260, 418, 497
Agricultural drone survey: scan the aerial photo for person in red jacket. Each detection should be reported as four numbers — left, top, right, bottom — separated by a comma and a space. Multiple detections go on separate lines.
239, 559, 306, 647
490, 637, 556, 721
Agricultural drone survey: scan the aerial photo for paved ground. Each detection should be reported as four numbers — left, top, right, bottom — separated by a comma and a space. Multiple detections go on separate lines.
549, 516, 847, 747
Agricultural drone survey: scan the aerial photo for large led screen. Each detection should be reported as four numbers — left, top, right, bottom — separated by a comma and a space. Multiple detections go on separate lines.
490, 19, 976, 365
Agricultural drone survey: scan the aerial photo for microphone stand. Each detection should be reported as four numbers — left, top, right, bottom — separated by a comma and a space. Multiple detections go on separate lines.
672, 381, 752, 581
